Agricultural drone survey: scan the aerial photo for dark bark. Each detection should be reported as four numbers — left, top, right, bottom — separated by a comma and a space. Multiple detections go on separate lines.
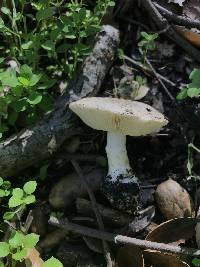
0, 25, 120, 177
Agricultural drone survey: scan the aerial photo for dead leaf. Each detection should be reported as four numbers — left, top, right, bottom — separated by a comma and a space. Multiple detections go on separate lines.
26, 248, 44, 267
176, 26, 200, 47
116, 245, 144, 267
175, 0, 200, 47
144, 250, 190, 267
146, 217, 196, 245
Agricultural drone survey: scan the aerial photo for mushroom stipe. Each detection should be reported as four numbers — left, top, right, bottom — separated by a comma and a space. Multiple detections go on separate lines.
69, 97, 168, 214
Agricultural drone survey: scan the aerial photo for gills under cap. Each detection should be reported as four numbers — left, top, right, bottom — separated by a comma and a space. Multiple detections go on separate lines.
69, 97, 168, 136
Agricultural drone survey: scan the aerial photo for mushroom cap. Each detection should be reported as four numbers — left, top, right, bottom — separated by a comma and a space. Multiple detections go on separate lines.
69, 97, 168, 136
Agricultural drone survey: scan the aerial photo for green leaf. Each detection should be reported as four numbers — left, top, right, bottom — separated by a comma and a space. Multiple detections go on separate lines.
3, 211, 15, 220
41, 40, 55, 51
0, 242, 10, 257
18, 76, 30, 87
43, 257, 63, 267
192, 258, 200, 266
23, 195, 36, 204
36, 7, 54, 21
9, 196, 23, 208
189, 68, 200, 87
140, 31, 149, 39
8, 111, 18, 126
2, 181, 11, 190
38, 78, 56, 90
0, 189, 6, 197
27, 92, 42, 105
12, 248, 27, 261
0, 177, 4, 186
11, 85, 23, 97
1, 7, 11, 15
29, 74, 41, 86
11, 99, 27, 112
0, 18, 4, 29
12, 188, 24, 198
23, 181, 37, 195
176, 88, 188, 100
0, 70, 19, 87
0, 260, 5, 267
20, 64, 33, 79
22, 41, 33, 50
23, 233, 39, 248
9, 188, 24, 207
9, 232, 24, 248
108, 1, 115, 6
0, 58, 5, 64
187, 87, 200, 98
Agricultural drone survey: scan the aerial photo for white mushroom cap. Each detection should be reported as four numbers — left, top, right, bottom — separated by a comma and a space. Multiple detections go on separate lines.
69, 97, 168, 136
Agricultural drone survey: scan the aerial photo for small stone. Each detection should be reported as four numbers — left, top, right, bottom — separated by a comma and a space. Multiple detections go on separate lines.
155, 179, 194, 219
49, 168, 105, 209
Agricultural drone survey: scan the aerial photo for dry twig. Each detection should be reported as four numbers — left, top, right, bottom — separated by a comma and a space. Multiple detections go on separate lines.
71, 160, 113, 267
49, 217, 200, 257
140, 0, 200, 63
154, 2, 200, 29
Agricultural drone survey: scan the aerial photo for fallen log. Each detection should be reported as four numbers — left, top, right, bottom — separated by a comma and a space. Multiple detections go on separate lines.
0, 25, 120, 177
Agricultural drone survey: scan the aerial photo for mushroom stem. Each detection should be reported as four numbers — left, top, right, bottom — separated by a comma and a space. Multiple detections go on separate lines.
106, 131, 132, 181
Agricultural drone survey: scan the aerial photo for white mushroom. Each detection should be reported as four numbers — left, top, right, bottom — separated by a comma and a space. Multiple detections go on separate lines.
69, 97, 168, 213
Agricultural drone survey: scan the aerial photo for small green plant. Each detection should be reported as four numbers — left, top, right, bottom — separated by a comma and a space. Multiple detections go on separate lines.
0, 231, 39, 264
177, 69, 200, 100
0, 64, 54, 138
3, 180, 37, 221
192, 258, 200, 266
0, 231, 63, 266
187, 143, 200, 179
138, 31, 158, 58
0, 0, 115, 139
0, 178, 63, 266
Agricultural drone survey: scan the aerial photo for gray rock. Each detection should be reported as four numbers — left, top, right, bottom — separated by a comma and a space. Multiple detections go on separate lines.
49, 168, 105, 209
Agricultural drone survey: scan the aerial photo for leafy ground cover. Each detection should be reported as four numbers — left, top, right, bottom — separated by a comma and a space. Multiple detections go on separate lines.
1, 0, 200, 267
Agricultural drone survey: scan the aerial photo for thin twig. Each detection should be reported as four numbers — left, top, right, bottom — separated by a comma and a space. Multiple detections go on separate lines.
141, 50, 175, 101
71, 160, 113, 267
123, 55, 176, 88
140, 0, 200, 63
49, 217, 200, 257
23, 210, 34, 234
154, 2, 200, 29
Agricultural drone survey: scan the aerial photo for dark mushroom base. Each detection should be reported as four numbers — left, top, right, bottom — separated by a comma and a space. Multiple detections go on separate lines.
101, 174, 141, 214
